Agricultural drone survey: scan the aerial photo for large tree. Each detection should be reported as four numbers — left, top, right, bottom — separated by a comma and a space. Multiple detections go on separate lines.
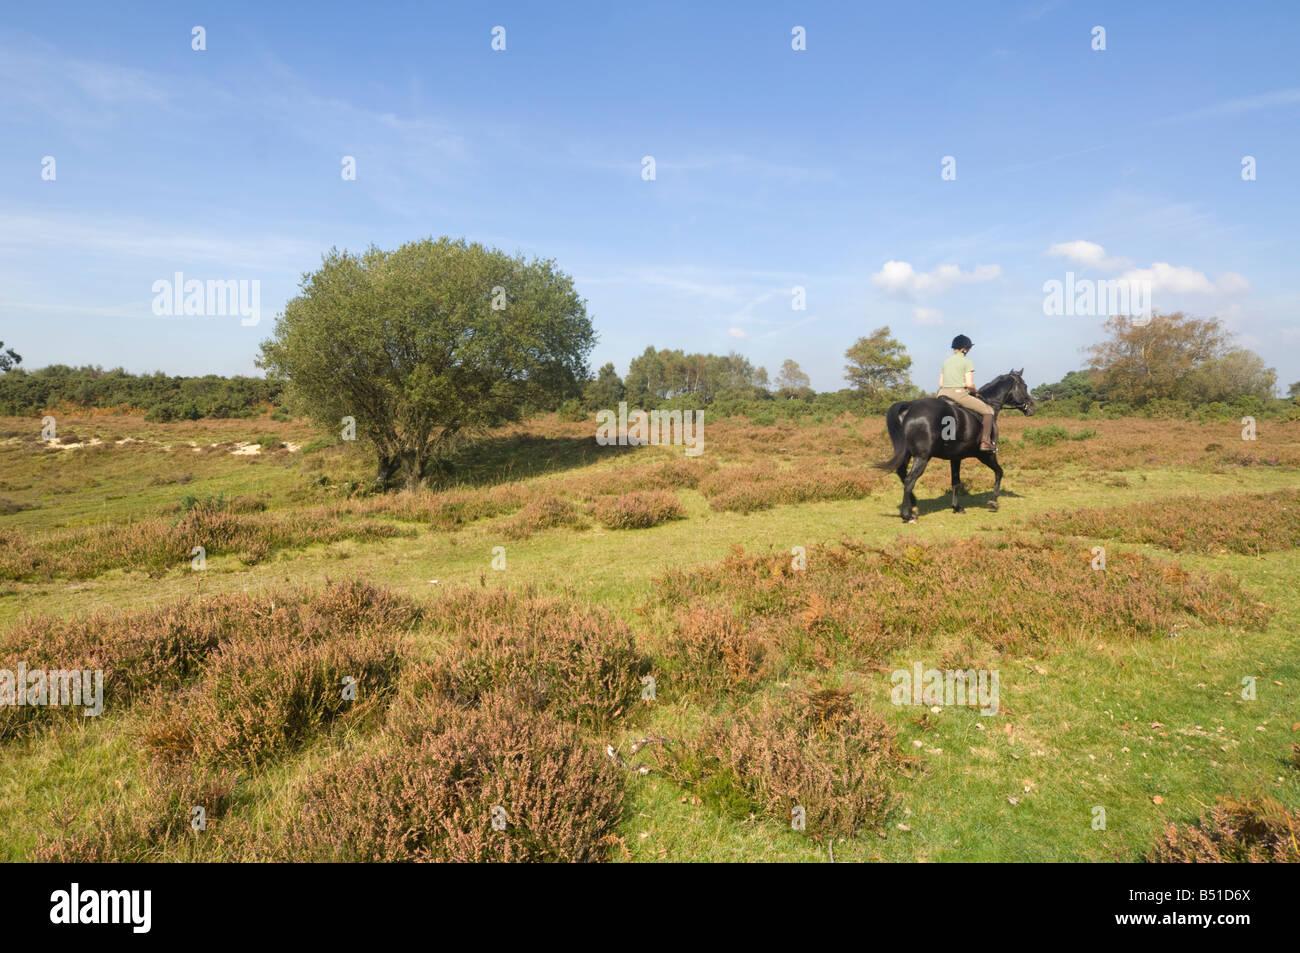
844, 327, 912, 395
1180, 349, 1276, 402
1086, 312, 1227, 404
258, 238, 595, 489
775, 358, 811, 394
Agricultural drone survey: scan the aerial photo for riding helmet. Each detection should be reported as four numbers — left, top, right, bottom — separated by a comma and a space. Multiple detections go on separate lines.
951, 334, 973, 351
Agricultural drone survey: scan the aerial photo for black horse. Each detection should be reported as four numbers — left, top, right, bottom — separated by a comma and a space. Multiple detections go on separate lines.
875, 370, 1037, 522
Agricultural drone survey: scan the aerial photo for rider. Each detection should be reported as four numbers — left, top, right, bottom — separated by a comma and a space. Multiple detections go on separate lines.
938, 334, 996, 452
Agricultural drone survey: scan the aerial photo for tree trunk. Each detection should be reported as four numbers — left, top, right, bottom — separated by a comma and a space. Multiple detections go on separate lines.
374, 454, 398, 490
398, 450, 426, 491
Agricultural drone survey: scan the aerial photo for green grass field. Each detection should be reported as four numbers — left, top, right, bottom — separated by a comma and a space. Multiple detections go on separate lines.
1, 411, 1297, 861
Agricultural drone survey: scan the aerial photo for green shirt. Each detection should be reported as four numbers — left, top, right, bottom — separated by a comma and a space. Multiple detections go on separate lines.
940, 353, 974, 388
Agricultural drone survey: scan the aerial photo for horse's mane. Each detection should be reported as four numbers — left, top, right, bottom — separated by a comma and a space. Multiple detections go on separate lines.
978, 374, 1016, 398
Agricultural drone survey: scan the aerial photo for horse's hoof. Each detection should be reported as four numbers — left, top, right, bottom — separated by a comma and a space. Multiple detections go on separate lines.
905, 516, 918, 524
988, 503, 999, 512
953, 507, 965, 514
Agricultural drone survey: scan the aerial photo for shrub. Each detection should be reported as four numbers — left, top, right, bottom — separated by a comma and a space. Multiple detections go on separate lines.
145, 629, 404, 767
592, 490, 684, 529
660, 604, 770, 698
699, 464, 880, 514
1022, 424, 1071, 446
658, 688, 904, 838
278, 693, 625, 862
499, 494, 588, 539
1032, 488, 1300, 555
0, 505, 415, 581
424, 589, 650, 732
657, 537, 1271, 663
0, 579, 421, 740
28, 761, 239, 862
1146, 797, 1300, 863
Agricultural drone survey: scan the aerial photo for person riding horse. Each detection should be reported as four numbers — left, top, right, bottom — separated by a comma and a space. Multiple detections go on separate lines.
938, 334, 996, 452
876, 338, 1036, 522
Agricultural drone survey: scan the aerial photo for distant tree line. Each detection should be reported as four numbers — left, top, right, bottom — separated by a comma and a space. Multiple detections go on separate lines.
0, 364, 284, 420
4, 308, 1296, 433
571, 327, 922, 421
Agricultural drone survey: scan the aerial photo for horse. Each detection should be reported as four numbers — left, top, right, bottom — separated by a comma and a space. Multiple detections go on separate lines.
874, 370, 1037, 523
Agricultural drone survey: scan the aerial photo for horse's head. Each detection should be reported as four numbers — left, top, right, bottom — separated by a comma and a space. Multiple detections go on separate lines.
1006, 368, 1036, 415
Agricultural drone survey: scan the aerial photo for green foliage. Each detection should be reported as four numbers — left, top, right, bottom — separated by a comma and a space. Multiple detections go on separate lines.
1032, 369, 1097, 403
843, 326, 914, 397
1084, 312, 1276, 406
623, 346, 767, 406
258, 237, 595, 490
0, 342, 21, 374
0, 365, 279, 418
584, 361, 625, 409
1021, 424, 1096, 446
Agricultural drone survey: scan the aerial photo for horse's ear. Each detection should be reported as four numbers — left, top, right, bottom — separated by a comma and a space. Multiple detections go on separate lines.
1015, 368, 1023, 377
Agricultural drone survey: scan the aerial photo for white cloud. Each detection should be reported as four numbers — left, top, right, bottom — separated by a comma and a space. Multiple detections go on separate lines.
1215, 272, 1252, 295
913, 306, 943, 325
1045, 240, 1131, 271
1117, 262, 1250, 296
871, 260, 1001, 298
727, 327, 748, 338
1045, 242, 1252, 299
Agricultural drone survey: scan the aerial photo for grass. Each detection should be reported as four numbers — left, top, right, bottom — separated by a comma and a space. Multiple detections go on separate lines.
0, 410, 1297, 862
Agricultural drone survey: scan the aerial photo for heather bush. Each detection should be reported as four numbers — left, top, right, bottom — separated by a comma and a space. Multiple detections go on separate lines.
424, 589, 650, 732
658, 537, 1271, 663
1033, 488, 1300, 555
579, 458, 716, 495
0, 504, 414, 581
591, 490, 684, 529
278, 693, 625, 862
27, 761, 239, 862
499, 494, 589, 539
659, 604, 770, 698
659, 687, 904, 838
699, 463, 880, 514
0, 579, 421, 740
144, 629, 403, 767
1146, 797, 1300, 863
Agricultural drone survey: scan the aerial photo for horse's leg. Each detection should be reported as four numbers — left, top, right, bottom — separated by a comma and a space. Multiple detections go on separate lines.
950, 458, 964, 513
895, 457, 911, 517
978, 451, 1004, 511
901, 455, 930, 523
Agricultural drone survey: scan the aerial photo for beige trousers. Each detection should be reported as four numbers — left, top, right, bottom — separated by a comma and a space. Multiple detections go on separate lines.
938, 387, 993, 416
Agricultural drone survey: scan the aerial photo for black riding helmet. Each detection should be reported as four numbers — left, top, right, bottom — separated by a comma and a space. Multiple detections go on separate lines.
951, 334, 973, 351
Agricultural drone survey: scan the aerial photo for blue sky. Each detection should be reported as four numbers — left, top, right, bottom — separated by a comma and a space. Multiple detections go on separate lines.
2, 0, 1297, 392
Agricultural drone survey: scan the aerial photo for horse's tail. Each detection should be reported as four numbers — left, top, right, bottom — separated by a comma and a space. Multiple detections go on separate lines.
874, 401, 910, 471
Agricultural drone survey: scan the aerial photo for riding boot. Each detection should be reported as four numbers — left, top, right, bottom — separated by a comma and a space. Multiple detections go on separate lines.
979, 414, 996, 452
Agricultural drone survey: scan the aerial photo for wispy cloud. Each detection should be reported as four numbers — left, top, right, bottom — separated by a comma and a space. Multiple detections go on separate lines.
1160, 88, 1300, 123
0, 213, 318, 271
